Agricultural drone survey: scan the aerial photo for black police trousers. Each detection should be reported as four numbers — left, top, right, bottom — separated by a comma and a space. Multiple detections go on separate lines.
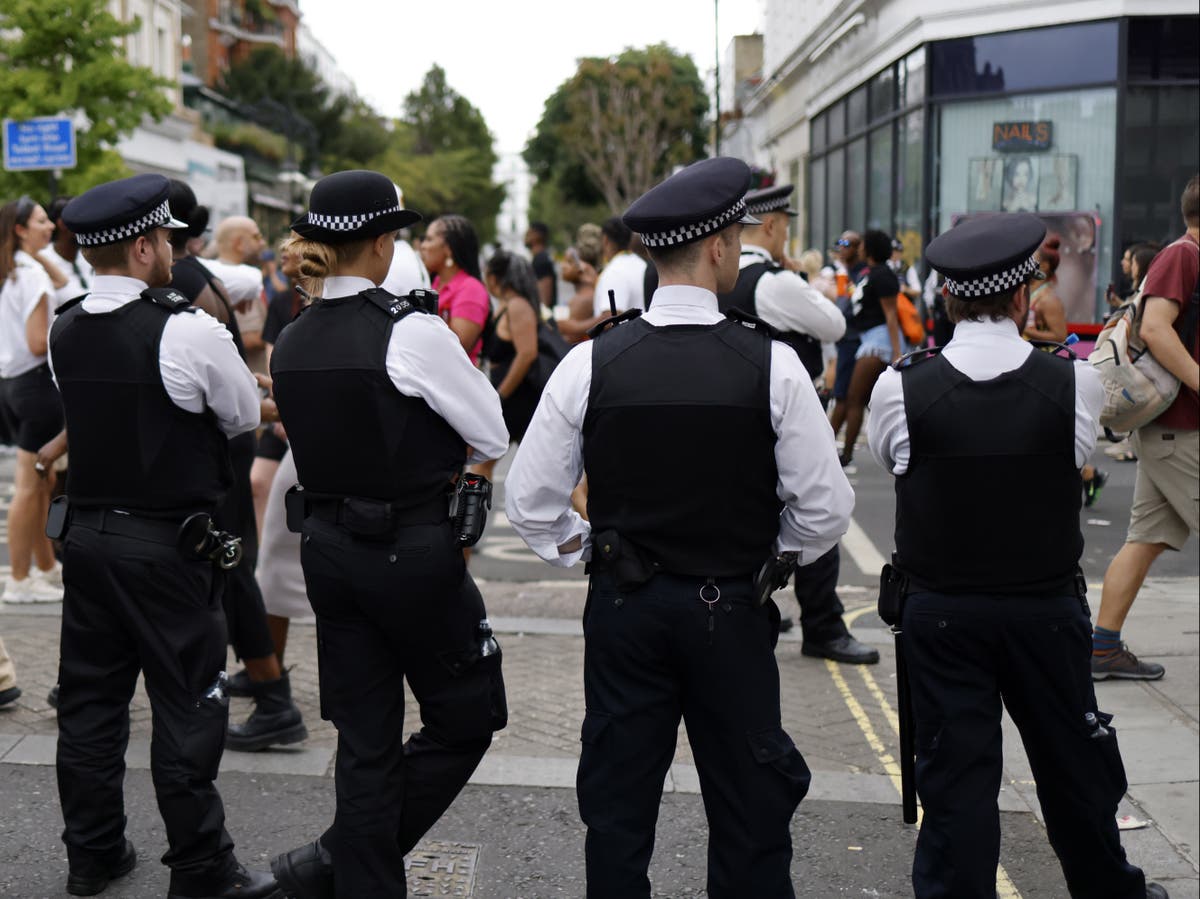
56, 524, 237, 894
790, 544, 849, 644
300, 516, 507, 899
579, 571, 811, 899
902, 591, 1147, 899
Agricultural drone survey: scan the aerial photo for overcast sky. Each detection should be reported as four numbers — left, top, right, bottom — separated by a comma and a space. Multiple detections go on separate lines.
300, 0, 764, 156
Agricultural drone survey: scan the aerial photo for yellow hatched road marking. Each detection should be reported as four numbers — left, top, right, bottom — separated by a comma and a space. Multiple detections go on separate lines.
829, 607, 1022, 898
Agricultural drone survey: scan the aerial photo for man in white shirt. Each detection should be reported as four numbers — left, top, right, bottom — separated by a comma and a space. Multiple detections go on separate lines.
592, 216, 647, 315
720, 183, 878, 666
866, 212, 1159, 899
507, 158, 853, 897
203, 216, 268, 373
51, 173, 278, 899
382, 183, 431, 297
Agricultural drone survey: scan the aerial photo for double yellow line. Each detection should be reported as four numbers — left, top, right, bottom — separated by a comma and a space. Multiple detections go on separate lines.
831, 605, 1022, 898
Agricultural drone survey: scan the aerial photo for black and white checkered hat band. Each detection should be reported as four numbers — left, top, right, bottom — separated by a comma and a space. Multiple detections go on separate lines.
305, 203, 401, 232
639, 199, 748, 248
944, 255, 1040, 298
746, 197, 789, 216
76, 199, 174, 247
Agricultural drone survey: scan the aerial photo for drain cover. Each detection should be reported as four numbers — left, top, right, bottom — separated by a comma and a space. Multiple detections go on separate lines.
406, 840, 479, 896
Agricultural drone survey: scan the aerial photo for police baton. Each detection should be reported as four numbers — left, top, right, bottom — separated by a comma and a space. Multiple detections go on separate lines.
894, 623, 918, 824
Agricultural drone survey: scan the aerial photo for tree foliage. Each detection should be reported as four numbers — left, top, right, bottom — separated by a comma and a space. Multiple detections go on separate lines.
372, 66, 504, 245
0, 0, 173, 198
219, 46, 348, 170
524, 44, 709, 215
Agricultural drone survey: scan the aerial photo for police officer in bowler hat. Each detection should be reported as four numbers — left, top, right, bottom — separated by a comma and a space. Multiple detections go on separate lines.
867, 212, 1166, 899
51, 174, 278, 898
267, 170, 510, 899
506, 157, 853, 898
718, 183, 879, 666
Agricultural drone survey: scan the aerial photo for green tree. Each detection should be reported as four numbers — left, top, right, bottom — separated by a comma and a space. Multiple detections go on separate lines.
219, 46, 348, 170
525, 44, 709, 215
0, 0, 173, 198
371, 67, 504, 245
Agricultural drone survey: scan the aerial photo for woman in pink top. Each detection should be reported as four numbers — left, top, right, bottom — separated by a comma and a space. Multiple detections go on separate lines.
421, 214, 490, 362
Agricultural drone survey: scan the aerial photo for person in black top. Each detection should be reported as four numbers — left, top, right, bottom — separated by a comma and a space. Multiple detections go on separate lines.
268, 170, 510, 899
52, 173, 279, 899
480, 249, 542, 451
838, 229, 903, 466
524, 220, 557, 310
167, 180, 307, 754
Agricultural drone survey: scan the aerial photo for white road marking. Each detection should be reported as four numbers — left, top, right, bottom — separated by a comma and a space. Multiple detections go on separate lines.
842, 517, 888, 576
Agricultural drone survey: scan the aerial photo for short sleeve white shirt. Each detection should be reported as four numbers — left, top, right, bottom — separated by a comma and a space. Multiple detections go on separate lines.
593, 252, 647, 316
0, 251, 54, 378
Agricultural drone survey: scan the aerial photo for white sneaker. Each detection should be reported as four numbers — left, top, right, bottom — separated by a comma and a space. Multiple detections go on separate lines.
2, 575, 63, 603
33, 562, 63, 589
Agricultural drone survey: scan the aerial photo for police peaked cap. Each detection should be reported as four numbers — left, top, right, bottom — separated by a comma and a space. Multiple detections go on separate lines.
926, 213, 1048, 299
623, 157, 760, 249
292, 170, 422, 244
63, 174, 188, 247
745, 184, 799, 218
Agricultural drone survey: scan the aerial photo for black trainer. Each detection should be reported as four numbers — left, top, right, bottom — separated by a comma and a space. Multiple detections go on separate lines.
802, 634, 880, 665
67, 839, 136, 896
167, 863, 282, 899
271, 840, 335, 899
1146, 883, 1170, 898
0, 685, 20, 708
226, 672, 308, 752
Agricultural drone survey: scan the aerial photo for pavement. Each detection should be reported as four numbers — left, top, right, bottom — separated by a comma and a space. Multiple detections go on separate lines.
0, 444, 1197, 898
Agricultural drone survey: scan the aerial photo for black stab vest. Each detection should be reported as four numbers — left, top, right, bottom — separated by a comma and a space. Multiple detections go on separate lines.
50, 295, 232, 513
269, 289, 466, 504
894, 350, 1083, 594
718, 259, 825, 379
582, 316, 782, 576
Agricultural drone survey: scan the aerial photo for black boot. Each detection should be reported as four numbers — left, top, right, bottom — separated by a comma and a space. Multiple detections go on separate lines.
226, 672, 307, 752
225, 666, 254, 698
168, 863, 282, 899
271, 840, 334, 899
67, 839, 136, 896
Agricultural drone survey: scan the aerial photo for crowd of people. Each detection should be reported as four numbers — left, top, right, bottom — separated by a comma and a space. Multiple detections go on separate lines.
0, 161, 1192, 899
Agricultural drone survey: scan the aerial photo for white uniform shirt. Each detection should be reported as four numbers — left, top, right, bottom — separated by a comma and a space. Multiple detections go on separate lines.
593, 252, 647, 316
868, 317, 1104, 476
0, 250, 54, 378
381, 240, 431, 296
507, 284, 854, 568
48, 274, 261, 438
200, 258, 263, 305
321, 276, 508, 463
42, 245, 93, 308
740, 244, 846, 343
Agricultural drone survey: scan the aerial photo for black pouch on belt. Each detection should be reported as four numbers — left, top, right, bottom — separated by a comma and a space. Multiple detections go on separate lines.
284, 485, 306, 533
592, 529, 658, 592
877, 562, 908, 627
341, 498, 397, 540
45, 495, 70, 540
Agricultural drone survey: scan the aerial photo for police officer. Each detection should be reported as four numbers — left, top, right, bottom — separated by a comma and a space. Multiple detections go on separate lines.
266, 170, 510, 899
506, 158, 853, 898
719, 183, 879, 665
867, 213, 1166, 899
51, 174, 279, 898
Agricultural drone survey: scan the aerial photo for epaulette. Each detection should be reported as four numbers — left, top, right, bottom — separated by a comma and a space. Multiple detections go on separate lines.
361, 288, 426, 322
56, 294, 88, 315
724, 307, 781, 339
588, 307, 642, 340
891, 345, 944, 370
140, 288, 193, 313
1028, 339, 1079, 360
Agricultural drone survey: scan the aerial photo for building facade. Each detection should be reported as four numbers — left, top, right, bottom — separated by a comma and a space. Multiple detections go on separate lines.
182, 0, 299, 88
737, 1, 1200, 322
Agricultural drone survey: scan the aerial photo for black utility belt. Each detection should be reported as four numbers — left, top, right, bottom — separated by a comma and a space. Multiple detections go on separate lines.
47, 498, 243, 569
286, 476, 492, 547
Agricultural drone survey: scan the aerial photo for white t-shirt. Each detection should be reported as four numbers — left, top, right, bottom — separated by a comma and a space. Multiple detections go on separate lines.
200, 258, 264, 305
0, 251, 54, 378
593, 252, 647, 316
382, 240, 431, 296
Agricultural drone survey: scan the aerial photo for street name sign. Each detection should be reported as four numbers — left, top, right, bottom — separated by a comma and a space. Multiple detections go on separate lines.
3, 117, 77, 171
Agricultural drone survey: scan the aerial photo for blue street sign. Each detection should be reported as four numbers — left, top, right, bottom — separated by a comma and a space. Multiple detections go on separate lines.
3, 117, 77, 172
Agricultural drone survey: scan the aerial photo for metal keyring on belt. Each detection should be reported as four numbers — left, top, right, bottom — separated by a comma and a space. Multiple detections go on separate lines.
699, 581, 721, 606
